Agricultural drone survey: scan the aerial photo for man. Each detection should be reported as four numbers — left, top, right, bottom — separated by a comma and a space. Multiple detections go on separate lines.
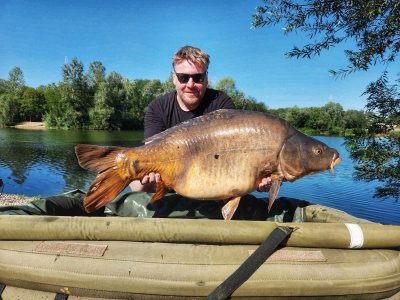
129, 45, 271, 194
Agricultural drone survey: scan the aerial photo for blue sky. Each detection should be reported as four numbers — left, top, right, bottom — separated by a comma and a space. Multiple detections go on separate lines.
1, 0, 398, 110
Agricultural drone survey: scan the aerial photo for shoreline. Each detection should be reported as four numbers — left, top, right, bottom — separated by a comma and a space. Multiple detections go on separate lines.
13, 121, 46, 130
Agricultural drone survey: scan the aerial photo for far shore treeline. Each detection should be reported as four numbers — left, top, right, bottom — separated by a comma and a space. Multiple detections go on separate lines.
1, 59, 371, 136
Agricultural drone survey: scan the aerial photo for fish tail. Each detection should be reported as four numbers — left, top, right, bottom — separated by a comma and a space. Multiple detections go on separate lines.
75, 144, 139, 213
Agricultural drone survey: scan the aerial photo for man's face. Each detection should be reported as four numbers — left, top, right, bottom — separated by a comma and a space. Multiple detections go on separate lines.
173, 59, 208, 111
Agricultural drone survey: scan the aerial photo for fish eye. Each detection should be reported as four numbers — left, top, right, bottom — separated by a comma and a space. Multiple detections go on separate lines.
313, 147, 323, 155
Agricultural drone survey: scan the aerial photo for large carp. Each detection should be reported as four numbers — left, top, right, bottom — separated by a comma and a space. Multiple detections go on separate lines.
75, 109, 341, 219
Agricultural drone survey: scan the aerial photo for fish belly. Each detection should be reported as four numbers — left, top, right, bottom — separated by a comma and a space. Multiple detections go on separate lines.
173, 149, 266, 200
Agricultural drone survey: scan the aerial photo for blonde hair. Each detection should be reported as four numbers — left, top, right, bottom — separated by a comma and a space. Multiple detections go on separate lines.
172, 46, 210, 70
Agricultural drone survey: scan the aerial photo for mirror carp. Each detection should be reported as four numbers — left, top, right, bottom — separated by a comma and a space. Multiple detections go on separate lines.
75, 109, 341, 219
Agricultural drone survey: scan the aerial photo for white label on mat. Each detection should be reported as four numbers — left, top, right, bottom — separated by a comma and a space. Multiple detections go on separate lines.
345, 223, 364, 249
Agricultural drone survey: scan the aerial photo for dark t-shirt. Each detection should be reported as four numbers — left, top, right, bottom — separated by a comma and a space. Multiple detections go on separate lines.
144, 88, 235, 139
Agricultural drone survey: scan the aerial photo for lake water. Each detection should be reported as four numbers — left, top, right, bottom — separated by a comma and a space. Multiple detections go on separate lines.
0, 128, 399, 224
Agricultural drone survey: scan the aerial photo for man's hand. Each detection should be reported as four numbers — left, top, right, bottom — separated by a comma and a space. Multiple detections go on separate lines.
257, 177, 272, 192
130, 172, 162, 193
140, 172, 161, 185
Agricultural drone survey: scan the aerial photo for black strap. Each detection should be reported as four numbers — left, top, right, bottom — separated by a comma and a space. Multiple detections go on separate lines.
0, 282, 6, 299
206, 226, 293, 300
54, 293, 68, 300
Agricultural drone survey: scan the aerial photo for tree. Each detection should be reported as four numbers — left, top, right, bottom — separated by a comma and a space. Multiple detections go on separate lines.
321, 102, 345, 134
20, 87, 45, 121
0, 67, 25, 125
89, 71, 128, 130
363, 72, 400, 133
86, 61, 106, 97
252, 0, 400, 77
253, 0, 400, 200
280, 106, 309, 128
125, 79, 164, 129
342, 109, 369, 132
39, 83, 63, 128
346, 73, 399, 199
215, 78, 245, 108
303, 107, 328, 132
59, 58, 91, 128
215, 77, 268, 111
89, 81, 115, 130
0, 93, 13, 126
7, 67, 25, 93
0, 79, 8, 95
161, 74, 175, 94
244, 96, 269, 112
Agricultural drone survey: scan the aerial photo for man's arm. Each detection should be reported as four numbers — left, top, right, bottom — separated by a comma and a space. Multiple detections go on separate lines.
130, 98, 166, 192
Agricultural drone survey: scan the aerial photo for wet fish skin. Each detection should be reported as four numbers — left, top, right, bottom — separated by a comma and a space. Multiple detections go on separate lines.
75, 109, 340, 215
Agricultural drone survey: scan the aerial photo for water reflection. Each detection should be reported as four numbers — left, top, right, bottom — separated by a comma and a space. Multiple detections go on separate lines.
0, 128, 143, 196
0, 128, 399, 224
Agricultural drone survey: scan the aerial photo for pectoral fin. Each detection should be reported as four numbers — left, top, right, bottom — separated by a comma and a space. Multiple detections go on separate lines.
221, 196, 241, 220
268, 178, 283, 212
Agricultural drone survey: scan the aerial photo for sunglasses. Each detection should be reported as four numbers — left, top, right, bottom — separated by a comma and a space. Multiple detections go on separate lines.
174, 70, 207, 84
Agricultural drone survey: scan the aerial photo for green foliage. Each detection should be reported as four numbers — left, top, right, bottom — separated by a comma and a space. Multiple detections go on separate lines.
59, 58, 91, 128
7, 67, 25, 93
343, 109, 369, 131
0, 62, 180, 130
89, 71, 128, 130
0, 67, 25, 125
38, 83, 62, 128
124, 79, 164, 129
346, 137, 400, 200
253, 0, 400, 77
89, 81, 115, 130
0, 79, 8, 94
269, 102, 367, 136
215, 77, 268, 112
86, 61, 106, 91
363, 72, 400, 134
0, 93, 13, 126
20, 87, 45, 121
0, 61, 368, 135
346, 73, 400, 200
86, 61, 107, 129
161, 74, 175, 94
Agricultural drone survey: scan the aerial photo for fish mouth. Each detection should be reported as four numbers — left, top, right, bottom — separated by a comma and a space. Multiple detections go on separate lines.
330, 154, 342, 175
